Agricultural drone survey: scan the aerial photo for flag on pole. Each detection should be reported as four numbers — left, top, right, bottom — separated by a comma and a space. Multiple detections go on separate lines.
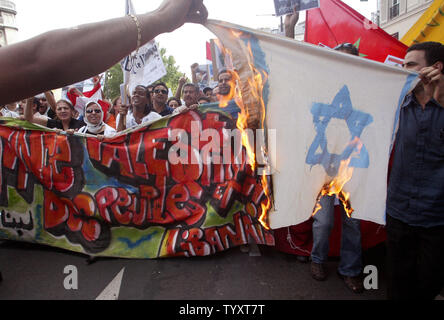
206, 19, 418, 228
121, 0, 167, 103
305, 0, 408, 64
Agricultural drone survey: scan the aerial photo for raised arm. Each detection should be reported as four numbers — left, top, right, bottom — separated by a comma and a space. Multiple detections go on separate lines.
190, 63, 199, 85
0, 0, 208, 105
284, 5, 300, 39
44, 91, 57, 112
174, 75, 187, 101
24, 98, 48, 127
117, 104, 129, 132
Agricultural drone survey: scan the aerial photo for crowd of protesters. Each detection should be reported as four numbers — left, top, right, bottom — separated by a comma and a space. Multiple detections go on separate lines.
0, 66, 227, 139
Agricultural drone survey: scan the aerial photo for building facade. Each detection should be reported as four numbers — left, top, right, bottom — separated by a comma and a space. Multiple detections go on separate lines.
379, 0, 434, 39
0, 0, 18, 47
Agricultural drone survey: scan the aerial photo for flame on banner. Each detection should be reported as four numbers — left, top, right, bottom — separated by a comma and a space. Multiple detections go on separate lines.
215, 31, 271, 230
312, 137, 364, 218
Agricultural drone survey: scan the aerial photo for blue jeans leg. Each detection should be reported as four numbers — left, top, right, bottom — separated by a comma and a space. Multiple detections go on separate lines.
338, 209, 362, 277
311, 195, 335, 264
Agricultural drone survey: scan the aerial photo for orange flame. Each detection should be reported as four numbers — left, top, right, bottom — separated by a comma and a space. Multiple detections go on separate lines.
215, 31, 271, 230
312, 137, 363, 218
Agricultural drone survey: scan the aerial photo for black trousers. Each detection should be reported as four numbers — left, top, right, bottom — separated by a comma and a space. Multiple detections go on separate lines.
386, 215, 444, 300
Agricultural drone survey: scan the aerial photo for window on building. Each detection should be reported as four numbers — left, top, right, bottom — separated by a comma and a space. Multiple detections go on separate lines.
390, 0, 400, 20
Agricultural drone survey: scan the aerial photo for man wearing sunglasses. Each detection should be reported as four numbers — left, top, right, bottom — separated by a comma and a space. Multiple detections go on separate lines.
152, 82, 174, 116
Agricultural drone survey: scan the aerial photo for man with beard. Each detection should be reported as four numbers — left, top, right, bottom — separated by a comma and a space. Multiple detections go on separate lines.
215, 69, 241, 119
116, 85, 161, 132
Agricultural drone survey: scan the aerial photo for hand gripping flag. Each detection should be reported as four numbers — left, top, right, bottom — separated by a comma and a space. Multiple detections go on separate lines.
206, 19, 418, 227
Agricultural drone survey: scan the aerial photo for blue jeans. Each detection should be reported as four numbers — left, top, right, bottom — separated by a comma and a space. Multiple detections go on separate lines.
311, 195, 362, 277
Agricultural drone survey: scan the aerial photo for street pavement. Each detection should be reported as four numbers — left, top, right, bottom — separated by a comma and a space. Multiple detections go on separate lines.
0, 239, 392, 300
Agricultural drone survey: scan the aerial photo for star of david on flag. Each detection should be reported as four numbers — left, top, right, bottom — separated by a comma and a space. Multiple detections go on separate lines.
306, 85, 373, 177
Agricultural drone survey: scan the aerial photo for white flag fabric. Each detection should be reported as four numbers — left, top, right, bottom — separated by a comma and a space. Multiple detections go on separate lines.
206, 20, 418, 228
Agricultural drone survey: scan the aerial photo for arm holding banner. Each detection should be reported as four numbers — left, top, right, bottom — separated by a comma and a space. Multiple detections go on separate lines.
0, 0, 208, 105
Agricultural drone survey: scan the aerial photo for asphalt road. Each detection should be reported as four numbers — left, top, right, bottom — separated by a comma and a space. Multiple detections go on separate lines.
0, 239, 391, 301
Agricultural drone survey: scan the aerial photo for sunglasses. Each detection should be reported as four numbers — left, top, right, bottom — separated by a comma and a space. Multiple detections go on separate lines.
154, 89, 168, 95
86, 109, 102, 114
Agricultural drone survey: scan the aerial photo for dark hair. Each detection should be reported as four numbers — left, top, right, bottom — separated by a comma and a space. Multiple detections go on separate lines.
333, 43, 359, 56
203, 87, 213, 94
56, 99, 75, 111
33, 97, 42, 108
218, 68, 237, 79
182, 83, 199, 93
407, 41, 444, 74
135, 84, 147, 91
153, 81, 169, 92
198, 96, 211, 104
167, 97, 182, 107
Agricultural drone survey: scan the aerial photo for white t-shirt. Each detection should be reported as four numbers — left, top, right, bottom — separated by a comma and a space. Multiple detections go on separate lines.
78, 123, 117, 137
116, 111, 162, 130
0, 109, 19, 118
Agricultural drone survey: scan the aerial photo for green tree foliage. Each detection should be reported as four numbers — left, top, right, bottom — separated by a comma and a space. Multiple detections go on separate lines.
103, 45, 187, 100
159, 47, 188, 94
103, 63, 123, 101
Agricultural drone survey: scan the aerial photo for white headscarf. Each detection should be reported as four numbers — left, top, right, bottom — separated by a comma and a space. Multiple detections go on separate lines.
83, 100, 105, 134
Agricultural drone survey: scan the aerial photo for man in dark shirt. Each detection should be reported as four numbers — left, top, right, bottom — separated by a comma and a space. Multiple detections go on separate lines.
386, 41, 444, 300
152, 82, 174, 116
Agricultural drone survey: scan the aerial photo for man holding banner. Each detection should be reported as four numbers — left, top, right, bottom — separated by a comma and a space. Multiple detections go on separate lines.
386, 41, 444, 300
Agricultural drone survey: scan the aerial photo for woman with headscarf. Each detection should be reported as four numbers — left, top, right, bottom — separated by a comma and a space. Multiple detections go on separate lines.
78, 100, 116, 138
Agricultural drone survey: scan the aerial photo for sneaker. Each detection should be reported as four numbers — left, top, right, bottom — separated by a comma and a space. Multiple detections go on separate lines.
337, 272, 364, 294
311, 262, 327, 281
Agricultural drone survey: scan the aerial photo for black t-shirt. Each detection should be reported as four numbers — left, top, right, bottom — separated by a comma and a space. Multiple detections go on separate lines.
47, 118, 85, 130
47, 109, 56, 119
